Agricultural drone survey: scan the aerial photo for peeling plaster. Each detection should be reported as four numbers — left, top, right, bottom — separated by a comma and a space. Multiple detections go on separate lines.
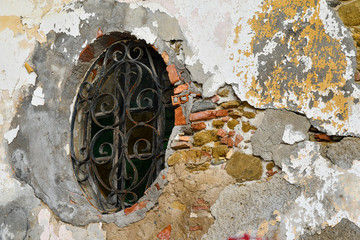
31, 87, 45, 106
131, 27, 157, 44
282, 141, 360, 239
39, 5, 93, 37
4, 125, 19, 144
282, 124, 306, 145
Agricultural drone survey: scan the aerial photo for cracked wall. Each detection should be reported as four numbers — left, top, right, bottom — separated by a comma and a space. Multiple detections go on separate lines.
1, 0, 360, 239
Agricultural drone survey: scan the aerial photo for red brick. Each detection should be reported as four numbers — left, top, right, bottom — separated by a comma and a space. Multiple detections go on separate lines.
190, 110, 218, 122
222, 116, 230, 122
228, 131, 235, 136
157, 225, 171, 240
192, 205, 209, 211
79, 45, 94, 62
179, 136, 191, 141
124, 201, 148, 215
235, 135, 244, 146
356, 71, 360, 81
216, 110, 228, 117
175, 106, 186, 125
314, 133, 332, 142
228, 137, 234, 148
221, 137, 229, 145
217, 128, 227, 138
190, 226, 203, 231
161, 52, 169, 65
96, 27, 103, 38
166, 64, 181, 84
211, 95, 220, 103
174, 83, 188, 94
196, 198, 208, 204
191, 122, 206, 131
155, 183, 161, 190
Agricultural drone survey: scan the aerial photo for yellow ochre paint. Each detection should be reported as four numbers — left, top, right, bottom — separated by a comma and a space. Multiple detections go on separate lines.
231, 0, 354, 132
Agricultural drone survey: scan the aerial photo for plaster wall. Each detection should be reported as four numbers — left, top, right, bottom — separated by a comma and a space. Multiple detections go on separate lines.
1, 0, 360, 239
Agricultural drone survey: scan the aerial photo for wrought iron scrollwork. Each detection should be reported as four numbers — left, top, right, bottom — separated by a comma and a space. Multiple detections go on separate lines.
70, 39, 173, 213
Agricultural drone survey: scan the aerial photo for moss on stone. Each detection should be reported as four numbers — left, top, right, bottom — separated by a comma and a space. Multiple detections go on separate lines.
227, 119, 239, 129
243, 111, 256, 119
212, 119, 225, 128
167, 151, 187, 166
229, 110, 243, 119
218, 87, 229, 97
212, 145, 229, 158
221, 100, 241, 109
226, 152, 263, 182
241, 121, 257, 132
193, 130, 219, 146
266, 162, 275, 170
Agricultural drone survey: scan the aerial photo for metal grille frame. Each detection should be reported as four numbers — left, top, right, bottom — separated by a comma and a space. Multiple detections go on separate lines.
70, 39, 174, 213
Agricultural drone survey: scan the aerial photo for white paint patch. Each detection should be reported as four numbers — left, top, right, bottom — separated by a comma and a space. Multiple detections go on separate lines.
0, 113, 3, 125
129, 2, 173, 16
131, 27, 157, 44
31, 87, 45, 106
0, 28, 36, 95
4, 125, 19, 144
281, 141, 360, 239
282, 124, 306, 144
64, 144, 70, 156
39, 6, 93, 37
0, 223, 15, 240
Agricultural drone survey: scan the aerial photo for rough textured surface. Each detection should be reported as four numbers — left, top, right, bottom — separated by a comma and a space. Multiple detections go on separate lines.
338, 0, 360, 26
252, 109, 310, 167
300, 218, 360, 239
326, 137, 360, 169
225, 152, 263, 182
203, 174, 301, 240
1, 0, 360, 239
191, 100, 216, 113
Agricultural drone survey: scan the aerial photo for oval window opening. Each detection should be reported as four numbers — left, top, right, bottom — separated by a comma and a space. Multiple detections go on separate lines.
70, 34, 175, 213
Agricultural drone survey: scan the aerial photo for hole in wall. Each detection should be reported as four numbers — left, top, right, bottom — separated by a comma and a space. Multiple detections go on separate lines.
70, 32, 175, 213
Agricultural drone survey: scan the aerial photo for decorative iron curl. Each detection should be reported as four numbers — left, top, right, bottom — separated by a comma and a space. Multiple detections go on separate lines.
70, 39, 173, 213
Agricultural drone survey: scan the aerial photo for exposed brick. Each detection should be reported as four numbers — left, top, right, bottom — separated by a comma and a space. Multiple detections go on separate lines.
235, 134, 244, 146
196, 198, 208, 204
217, 128, 227, 138
179, 136, 191, 141
314, 133, 332, 142
220, 137, 233, 147
222, 116, 230, 122
155, 183, 161, 190
356, 71, 360, 81
190, 226, 203, 231
124, 201, 148, 215
96, 27, 103, 38
161, 51, 169, 64
175, 106, 186, 125
166, 64, 181, 84
211, 95, 220, 103
191, 122, 206, 131
228, 131, 235, 136
190, 110, 217, 121
228, 137, 234, 148
174, 83, 189, 94
216, 110, 228, 117
157, 225, 171, 240
192, 205, 209, 211
79, 45, 94, 62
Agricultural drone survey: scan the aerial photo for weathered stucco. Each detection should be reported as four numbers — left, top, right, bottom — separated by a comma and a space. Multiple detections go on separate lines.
1, 0, 360, 239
